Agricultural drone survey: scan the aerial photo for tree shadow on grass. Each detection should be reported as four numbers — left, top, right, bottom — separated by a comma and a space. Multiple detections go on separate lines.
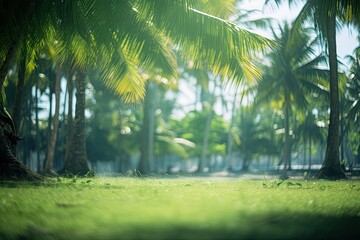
8, 212, 360, 240
92, 213, 360, 240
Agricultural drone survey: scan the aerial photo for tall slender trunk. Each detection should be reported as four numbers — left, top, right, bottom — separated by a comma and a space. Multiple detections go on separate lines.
198, 107, 213, 172
138, 81, 156, 174
225, 94, 237, 171
65, 70, 74, 164
12, 47, 27, 136
47, 84, 53, 161
281, 88, 291, 179
0, 41, 40, 181
35, 82, 41, 172
308, 135, 312, 171
44, 62, 61, 174
0, 41, 19, 157
198, 80, 217, 173
316, 11, 346, 180
303, 131, 307, 168
340, 99, 344, 162
242, 156, 250, 171
62, 70, 89, 176
22, 81, 32, 167
59, 74, 68, 168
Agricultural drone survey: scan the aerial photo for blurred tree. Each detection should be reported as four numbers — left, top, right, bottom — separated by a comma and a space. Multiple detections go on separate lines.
233, 106, 270, 171
179, 110, 227, 169
296, 110, 325, 171
138, 80, 157, 174
257, 23, 328, 179
61, 69, 90, 175
64, 68, 75, 168
270, 0, 360, 179
85, 78, 141, 172
0, 0, 272, 180
344, 44, 360, 168
43, 34, 65, 175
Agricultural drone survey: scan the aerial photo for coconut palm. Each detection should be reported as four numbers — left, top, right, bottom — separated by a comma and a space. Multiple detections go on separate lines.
268, 0, 360, 179
344, 45, 360, 167
0, 0, 273, 180
296, 110, 325, 171
257, 23, 328, 179
233, 106, 274, 171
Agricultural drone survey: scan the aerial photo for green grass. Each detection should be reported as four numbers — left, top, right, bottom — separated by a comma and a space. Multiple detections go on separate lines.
0, 177, 360, 240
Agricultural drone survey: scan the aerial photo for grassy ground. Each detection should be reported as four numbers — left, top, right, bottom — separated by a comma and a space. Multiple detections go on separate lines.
0, 176, 360, 240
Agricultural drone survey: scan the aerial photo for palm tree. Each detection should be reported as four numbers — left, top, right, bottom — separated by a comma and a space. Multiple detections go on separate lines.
138, 80, 157, 174
297, 110, 324, 171
269, 0, 360, 179
43, 61, 61, 175
234, 106, 273, 171
43, 33, 66, 175
1, 0, 273, 180
257, 23, 328, 179
344, 45, 360, 168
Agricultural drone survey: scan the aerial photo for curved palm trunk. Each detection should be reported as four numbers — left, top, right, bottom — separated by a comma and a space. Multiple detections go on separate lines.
0, 41, 18, 90
315, 12, 346, 180
44, 62, 61, 175
0, 40, 41, 181
0, 126, 41, 181
138, 81, 156, 175
62, 70, 90, 176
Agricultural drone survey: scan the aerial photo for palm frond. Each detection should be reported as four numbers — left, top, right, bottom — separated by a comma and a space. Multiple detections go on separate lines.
136, 1, 274, 82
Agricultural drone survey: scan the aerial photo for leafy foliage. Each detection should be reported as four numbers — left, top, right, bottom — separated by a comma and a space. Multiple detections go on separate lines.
176, 110, 228, 157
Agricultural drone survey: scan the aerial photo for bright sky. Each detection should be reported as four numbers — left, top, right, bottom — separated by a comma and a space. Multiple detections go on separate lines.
240, 0, 358, 60
174, 0, 359, 120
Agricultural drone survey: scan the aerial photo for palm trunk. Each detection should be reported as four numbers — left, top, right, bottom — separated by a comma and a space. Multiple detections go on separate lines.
303, 131, 307, 168
46, 83, 53, 166
315, 12, 346, 180
21, 82, 32, 167
198, 79, 217, 173
62, 70, 90, 176
64, 70, 74, 164
0, 42, 40, 181
44, 62, 61, 175
0, 126, 42, 181
225, 94, 237, 171
198, 107, 213, 172
138, 81, 156, 174
35, 82, 41, 172
281, 89, 291, 179
308, 135, 312, 171
0, 41, 18, 90
242, 156, 250, 172
197, 83, 217, 172
12, 48, 27, 136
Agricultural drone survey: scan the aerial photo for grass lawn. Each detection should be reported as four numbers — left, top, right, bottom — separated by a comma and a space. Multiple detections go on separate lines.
0, 176, 360, 240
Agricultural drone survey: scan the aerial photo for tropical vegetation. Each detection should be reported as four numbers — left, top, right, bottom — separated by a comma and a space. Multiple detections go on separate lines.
0, 0, 359, 181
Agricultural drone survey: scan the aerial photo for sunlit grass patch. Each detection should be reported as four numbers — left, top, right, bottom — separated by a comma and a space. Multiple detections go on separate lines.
0, 177, 360, 239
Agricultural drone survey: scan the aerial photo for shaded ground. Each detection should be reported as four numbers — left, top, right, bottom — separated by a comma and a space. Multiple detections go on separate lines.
1, 177, 360, 240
